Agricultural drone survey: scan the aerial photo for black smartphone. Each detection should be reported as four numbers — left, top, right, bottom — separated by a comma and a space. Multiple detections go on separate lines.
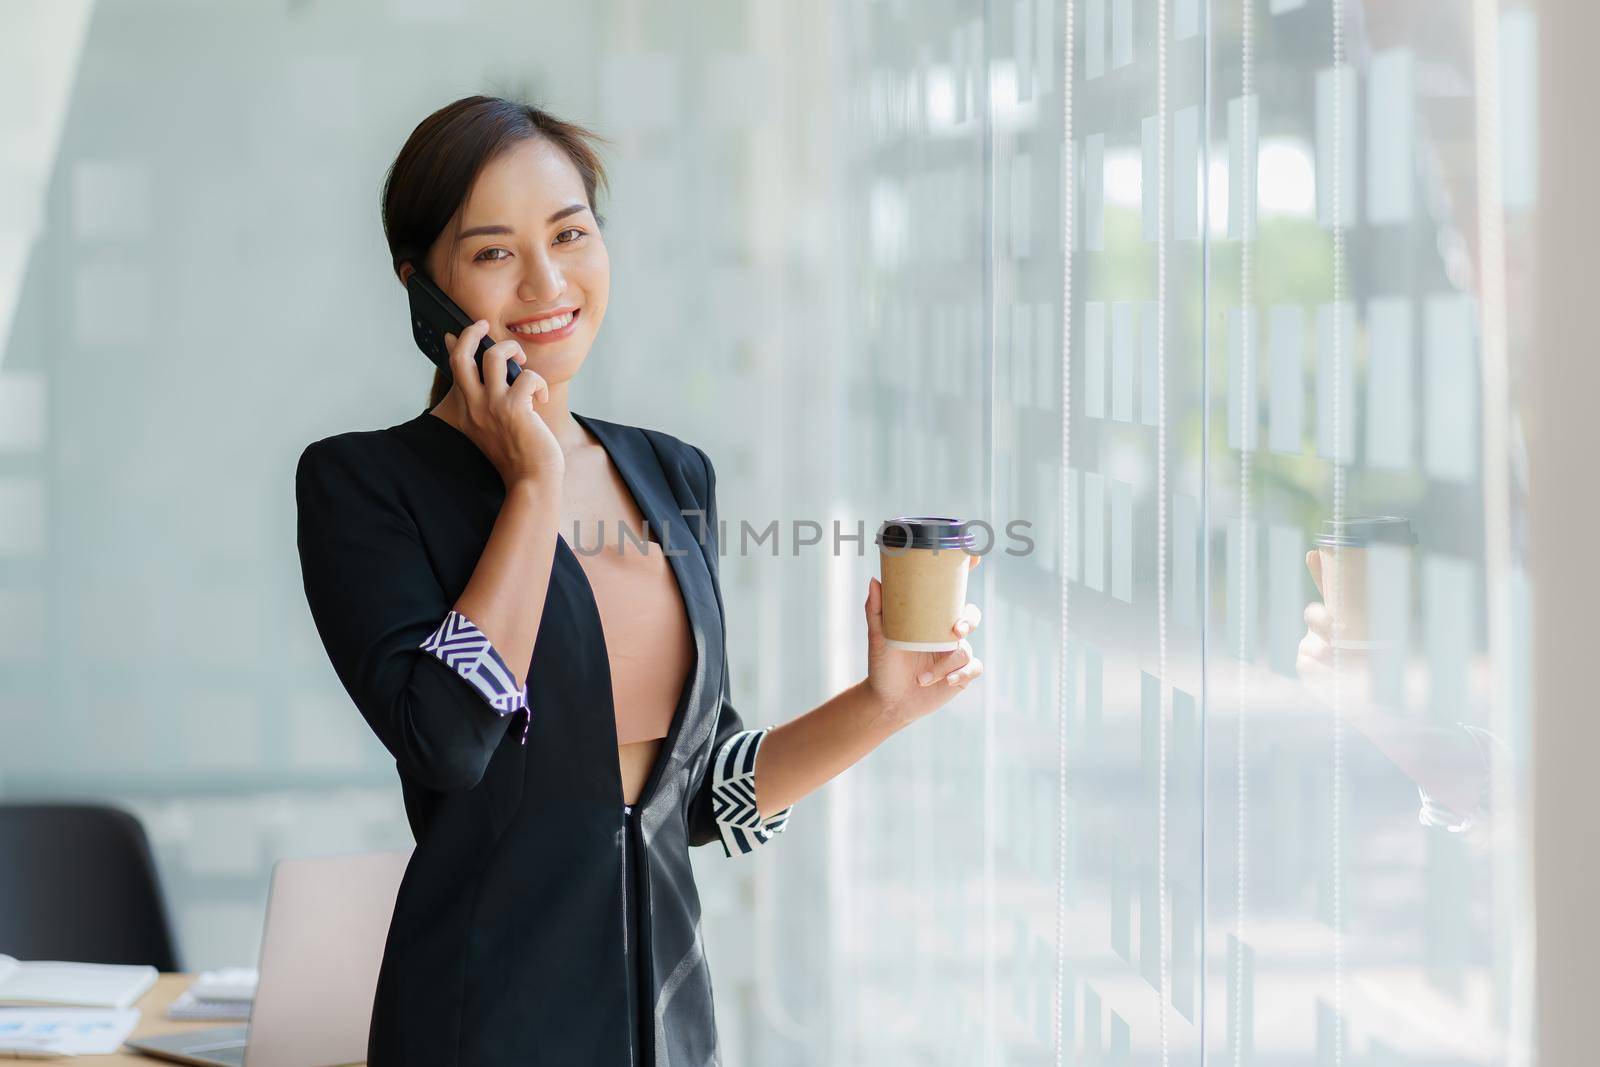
407, 270, 521, 388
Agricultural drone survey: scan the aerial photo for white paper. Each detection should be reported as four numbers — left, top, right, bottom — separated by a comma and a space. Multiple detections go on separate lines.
0, 1008, 139, 1055
0, 956, 156, 1010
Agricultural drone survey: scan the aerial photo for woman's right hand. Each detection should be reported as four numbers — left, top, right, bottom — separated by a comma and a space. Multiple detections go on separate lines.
444, 318, 564, 486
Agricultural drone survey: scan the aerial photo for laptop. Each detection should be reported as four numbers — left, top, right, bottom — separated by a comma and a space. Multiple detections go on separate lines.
125, 849, 410, 1067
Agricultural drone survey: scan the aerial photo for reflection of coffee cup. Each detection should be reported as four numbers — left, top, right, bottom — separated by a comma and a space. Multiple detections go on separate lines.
875, 517, 976, 651
1314, 516, 1416, 650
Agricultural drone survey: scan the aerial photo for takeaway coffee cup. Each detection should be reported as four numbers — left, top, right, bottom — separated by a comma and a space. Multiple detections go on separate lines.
1314, 516, 1417, 650
874, 517, 976, 651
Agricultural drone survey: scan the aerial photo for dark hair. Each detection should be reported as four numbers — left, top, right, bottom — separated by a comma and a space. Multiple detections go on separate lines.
380, 95, 611, 409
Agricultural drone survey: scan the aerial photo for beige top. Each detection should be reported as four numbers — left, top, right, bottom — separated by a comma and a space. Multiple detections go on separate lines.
574, 527, 694, 745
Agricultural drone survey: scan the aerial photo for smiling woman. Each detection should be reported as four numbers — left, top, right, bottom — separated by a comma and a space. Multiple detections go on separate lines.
379, 96, 612, 410
298, 94, 802, 1067
295, 93, 982, 1067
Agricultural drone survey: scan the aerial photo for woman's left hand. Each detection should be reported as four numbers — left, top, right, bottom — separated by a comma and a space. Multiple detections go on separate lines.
864, 555, 985, 726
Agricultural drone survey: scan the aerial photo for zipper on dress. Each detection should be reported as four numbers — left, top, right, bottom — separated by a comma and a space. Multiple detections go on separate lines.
623, 804, 656, 1067
622, 804, 640, 1066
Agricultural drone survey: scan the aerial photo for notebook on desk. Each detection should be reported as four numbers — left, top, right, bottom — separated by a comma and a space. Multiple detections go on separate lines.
124, 849, 409, 1067
0, 955, 156, 1010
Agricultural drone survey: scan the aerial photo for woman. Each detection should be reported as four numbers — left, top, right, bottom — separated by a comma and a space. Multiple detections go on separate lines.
294, 95, 984, 1066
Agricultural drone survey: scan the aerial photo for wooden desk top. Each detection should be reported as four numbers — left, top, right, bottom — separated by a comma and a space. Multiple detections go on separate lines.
76, 974, 367, 1065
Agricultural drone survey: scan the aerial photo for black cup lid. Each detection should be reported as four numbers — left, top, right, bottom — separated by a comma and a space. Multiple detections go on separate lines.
1315, 515, 1418, 548
875, 516, 974, 551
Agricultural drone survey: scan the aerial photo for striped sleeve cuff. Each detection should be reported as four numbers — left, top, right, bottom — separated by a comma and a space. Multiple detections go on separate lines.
710, 727, 793, 858
419, 610, 531, 744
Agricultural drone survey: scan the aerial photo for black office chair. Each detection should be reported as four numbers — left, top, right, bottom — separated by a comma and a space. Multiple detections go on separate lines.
0, 803, 183, 971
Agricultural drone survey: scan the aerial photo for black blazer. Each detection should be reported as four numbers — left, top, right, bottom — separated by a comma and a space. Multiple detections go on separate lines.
294, 408, 788, 1066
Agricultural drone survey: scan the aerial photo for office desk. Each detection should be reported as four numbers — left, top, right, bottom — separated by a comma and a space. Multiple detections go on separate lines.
77, 974, 367, 1065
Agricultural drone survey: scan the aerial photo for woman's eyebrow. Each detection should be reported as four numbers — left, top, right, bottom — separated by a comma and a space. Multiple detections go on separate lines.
456, 204, 590, 242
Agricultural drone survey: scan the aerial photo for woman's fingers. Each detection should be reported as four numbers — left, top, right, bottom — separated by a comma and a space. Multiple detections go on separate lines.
447, 319, 491, 404
482, 339, 523, 399
919, 638, 973, 684
508, 359, 549, 406
864, 578, 884, 641
1297, 632, 1328, 678
1303, 600, 1334, 642
1298, 629, 1333, 669
1305, 549, 1326, 600
503, 336, 548, 405
953, 602, 982, 637
946, 655, 983, 687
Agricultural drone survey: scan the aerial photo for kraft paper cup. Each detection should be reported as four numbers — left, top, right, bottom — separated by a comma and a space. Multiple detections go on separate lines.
875, 517, 976, 652
1314, 516, 1416, 650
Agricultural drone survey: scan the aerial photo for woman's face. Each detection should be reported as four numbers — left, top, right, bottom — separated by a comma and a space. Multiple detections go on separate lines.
415, 137, 610, 390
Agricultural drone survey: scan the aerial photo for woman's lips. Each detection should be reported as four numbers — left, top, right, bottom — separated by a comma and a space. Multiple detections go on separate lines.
508, 309, 580, 345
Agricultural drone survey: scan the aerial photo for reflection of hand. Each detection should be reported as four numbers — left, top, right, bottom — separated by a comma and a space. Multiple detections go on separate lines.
864, 554, 985, 727
1295, 549, 1367, 697
1295, 551, 1494, 828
